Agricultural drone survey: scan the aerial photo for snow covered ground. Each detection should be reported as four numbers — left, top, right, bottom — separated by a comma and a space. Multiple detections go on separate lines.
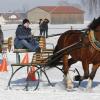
0, 21, 100, 100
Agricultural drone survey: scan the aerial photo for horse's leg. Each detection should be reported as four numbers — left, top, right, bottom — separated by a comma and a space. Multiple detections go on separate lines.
87, 64, 99, 89
82, 61, 89, 80
63, 54, 73, 89
62, 58, 77, 71
78, 61, 89, 86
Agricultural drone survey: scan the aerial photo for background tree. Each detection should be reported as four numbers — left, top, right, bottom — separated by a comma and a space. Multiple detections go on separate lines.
82, 0, 100, 18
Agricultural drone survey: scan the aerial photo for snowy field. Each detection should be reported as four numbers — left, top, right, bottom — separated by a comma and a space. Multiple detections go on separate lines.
1, 21, 100, 100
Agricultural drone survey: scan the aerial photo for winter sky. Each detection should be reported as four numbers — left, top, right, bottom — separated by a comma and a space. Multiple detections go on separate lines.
0, 0, 81, 12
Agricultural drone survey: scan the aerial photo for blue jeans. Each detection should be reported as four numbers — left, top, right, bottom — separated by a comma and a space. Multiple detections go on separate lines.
14, 38, 39, 52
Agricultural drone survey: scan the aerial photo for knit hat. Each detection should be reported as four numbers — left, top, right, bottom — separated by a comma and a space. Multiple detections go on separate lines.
23, 19, 30, 24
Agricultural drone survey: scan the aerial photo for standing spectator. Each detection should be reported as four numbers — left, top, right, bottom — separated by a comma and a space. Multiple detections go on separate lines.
14, 19, 40, 52
42, 18, 49, 38
39, 19, 44, 36
0, 25, 4, 52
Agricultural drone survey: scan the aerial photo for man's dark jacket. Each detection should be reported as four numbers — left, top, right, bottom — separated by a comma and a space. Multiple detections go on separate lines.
14, 25, 34, 49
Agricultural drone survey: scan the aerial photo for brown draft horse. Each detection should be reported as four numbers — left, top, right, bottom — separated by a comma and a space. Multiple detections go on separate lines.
52, 17, 100, 89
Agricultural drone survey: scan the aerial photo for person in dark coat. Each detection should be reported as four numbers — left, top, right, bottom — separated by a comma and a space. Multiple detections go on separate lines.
14, 19, 39, 52
42, 18, 49, 38
39, 19, 44, 36
0, 25, 4, 52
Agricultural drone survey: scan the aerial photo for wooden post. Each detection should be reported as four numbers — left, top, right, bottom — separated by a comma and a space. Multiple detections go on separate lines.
39, 36, 46, 50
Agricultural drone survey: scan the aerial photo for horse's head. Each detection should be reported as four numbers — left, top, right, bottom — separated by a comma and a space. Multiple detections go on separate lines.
88, 17, 100, 51
88, 16, 100, 31
88, 17, 100, 41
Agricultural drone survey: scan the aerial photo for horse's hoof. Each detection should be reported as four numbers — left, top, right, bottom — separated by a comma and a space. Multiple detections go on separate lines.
67, 83, 74, 89
66, 85, 75, 92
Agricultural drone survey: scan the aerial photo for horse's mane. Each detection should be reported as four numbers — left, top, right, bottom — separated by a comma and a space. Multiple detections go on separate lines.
88, 16, 100, 30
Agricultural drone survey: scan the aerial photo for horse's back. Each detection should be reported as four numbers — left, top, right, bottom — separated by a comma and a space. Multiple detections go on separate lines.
54, 30, 82, 53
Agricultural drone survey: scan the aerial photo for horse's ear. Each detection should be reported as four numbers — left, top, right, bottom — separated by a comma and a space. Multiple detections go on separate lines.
94, 17, 100, 25
90, 18, 96, 25
93, 18, 96, 22
97, 16, 100, 21
88, 18, 95, 28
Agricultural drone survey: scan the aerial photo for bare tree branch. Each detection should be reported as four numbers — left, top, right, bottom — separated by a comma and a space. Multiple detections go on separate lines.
65, 0, 99, 18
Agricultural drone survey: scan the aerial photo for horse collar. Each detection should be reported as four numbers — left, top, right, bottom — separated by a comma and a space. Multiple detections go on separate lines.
88, 30, 100, 51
